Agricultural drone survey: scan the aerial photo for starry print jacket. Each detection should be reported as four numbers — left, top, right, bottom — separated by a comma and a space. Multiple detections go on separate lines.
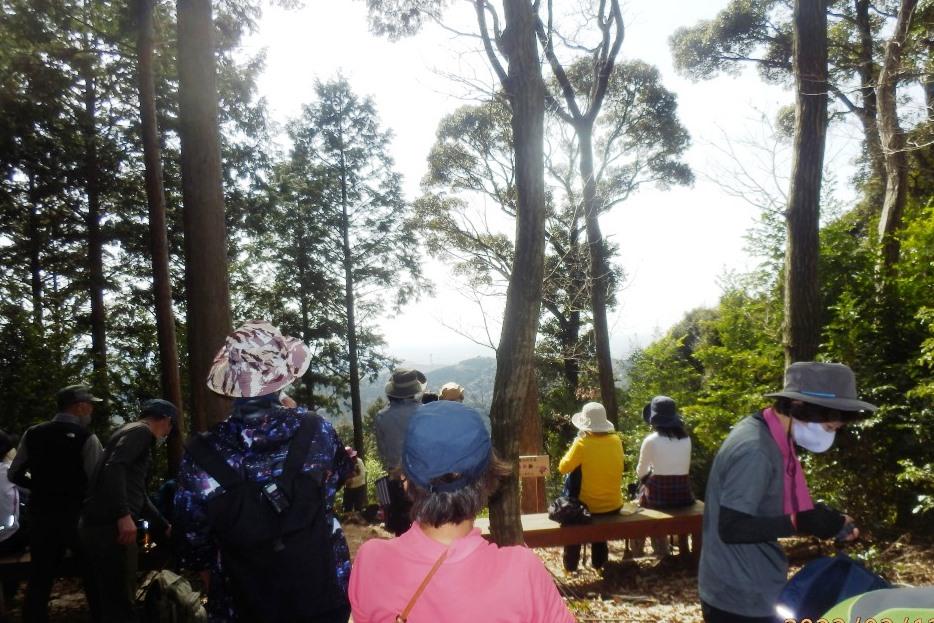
174, 395, 354, 622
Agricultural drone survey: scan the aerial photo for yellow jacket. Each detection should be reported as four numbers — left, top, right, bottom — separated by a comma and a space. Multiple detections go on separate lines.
558, 433, 625, 513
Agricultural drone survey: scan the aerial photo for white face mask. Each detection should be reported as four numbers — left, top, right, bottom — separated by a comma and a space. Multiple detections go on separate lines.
792, 420, 836, 453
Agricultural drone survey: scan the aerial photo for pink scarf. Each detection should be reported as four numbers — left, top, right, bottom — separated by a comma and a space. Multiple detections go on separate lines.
762, 408, 814, 514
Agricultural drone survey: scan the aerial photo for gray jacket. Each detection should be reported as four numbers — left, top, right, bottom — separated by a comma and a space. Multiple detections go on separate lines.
374, 398, 420, 471
698, 412, 788, 617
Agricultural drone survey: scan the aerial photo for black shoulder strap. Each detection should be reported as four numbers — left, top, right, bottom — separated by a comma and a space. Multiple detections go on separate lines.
279, 414, 318, 490
185, 434, 242, 490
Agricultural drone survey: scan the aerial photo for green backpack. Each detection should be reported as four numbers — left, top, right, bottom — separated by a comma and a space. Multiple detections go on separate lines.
821, 587, 934, 623
138, 570, 207, 623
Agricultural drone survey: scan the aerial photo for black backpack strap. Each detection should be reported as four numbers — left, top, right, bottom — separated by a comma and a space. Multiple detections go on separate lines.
185, 434, 242, 490
279, 414, 319, 490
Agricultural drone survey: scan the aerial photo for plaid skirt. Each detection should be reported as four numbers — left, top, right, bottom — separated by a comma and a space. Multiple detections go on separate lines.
640, 474, 695, 509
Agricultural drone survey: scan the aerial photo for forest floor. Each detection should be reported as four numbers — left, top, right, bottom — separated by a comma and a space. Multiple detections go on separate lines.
342, 520, 934, 622
6, 520, 932, 622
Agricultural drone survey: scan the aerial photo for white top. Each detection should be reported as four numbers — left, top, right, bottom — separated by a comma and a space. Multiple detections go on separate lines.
0, 459, 21, 543
635, 432, 692, 478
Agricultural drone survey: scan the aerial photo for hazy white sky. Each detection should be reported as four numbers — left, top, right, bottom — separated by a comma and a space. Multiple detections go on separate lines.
243, 0, 861, 366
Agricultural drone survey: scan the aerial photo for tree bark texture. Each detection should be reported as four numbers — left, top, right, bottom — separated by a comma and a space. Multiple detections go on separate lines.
926, 39, 934, 120
486, 0, 547, 547
294, 222, 316, 406
27, 177, 43, 329
876, 0, 918, 273
561, 308, 581, 392
176, 0, 232, 430
578, 129, 618, 425
854, 0, 885, 188
783, 0, 828, 367
81, 54, 108, 401
339, 150, 365, 458
137, 0, 186, 472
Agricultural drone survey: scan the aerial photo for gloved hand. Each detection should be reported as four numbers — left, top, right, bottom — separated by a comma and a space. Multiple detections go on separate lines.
796, 503, 846, 539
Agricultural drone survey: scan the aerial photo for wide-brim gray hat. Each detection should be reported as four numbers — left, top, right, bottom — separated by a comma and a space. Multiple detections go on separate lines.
642, 395, 684, 428
571, 402, 615, 433
764, 362, 877, 413
385, 368, 427, 399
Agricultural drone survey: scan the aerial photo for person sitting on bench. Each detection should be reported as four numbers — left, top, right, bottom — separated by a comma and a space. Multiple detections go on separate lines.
558, 402, 624, 572
634, 395, 694, 557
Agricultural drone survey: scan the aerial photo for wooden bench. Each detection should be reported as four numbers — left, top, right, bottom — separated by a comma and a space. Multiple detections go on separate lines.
476, 501, 704, 563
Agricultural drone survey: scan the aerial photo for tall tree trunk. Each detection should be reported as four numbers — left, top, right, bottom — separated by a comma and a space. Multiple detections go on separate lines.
80, 51, 108, 400
487, 0, 547, 547
783, 0, 828, 367
537, 0, 624, 421
854, 0, 884, 187
877, 0, 918, 274
27, 175, 43, 329
339, 149, 365, 458
926, 36, 934, 120
563, 309, 581, 391
563, 221, 584, 393
295, 222, 316, 407
177, 0, 232, 430
578, 128, 618, 425
137, 0, 185, 473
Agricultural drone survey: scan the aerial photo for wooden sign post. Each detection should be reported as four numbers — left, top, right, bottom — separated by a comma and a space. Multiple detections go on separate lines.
518, 455, 549, 514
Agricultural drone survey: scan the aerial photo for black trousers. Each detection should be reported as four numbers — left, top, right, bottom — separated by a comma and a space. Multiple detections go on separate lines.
23, 512, 99, 623
562, 506, 619, 572
383, 478, 413, 537
701, 600, 781, 623
342, 485, 367, 513
79, 521, 139, 623
563, 541, 608, 571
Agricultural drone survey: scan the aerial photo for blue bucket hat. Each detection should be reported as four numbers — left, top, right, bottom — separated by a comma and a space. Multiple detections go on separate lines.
402, 401, 491, 493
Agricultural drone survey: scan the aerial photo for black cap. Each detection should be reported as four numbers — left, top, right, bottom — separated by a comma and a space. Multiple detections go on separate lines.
57, 384, 103, 410
141, 399, 178, 424
642, 395, 684, 428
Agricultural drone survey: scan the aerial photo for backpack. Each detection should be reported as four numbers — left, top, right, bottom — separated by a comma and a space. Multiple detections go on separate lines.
139, 569, 207, 623
185, 415, 349, 623
821, 587, 934, 622
547, 496, 592, 526
776, 553, 891, 621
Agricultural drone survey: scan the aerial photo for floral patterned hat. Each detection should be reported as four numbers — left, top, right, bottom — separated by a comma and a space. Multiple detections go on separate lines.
206, 320, 311, 398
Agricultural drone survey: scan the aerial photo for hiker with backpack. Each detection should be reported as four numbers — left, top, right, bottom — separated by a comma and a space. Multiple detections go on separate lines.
698, 362, 874, 623
174, 320, 356, 623
349, 400, 575, 622
9, 384, 104, 623
557, 402, 624, 572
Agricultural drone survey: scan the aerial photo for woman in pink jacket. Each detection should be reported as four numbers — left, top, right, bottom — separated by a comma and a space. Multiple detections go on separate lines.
349, 401, 575, 623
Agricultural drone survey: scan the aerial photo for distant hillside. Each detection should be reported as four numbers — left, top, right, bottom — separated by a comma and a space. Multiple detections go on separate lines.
328, 353, 640, 429
358, 356, 496, 414
422, 357, 496, 411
